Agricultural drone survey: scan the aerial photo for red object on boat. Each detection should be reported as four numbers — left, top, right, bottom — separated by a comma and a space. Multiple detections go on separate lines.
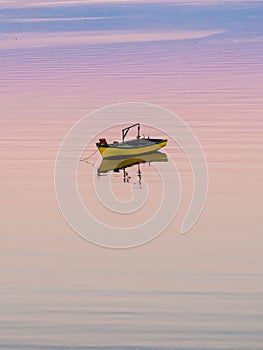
99, 138, 107, 145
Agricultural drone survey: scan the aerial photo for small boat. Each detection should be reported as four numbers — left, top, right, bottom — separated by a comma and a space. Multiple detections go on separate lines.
96, 123, 167, 159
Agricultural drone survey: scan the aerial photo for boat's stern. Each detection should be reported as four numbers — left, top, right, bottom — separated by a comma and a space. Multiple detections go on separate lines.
96, 138, 110, 156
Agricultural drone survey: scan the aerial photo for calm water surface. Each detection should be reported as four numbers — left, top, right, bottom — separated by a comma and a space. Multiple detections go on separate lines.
0, 1, 263, 349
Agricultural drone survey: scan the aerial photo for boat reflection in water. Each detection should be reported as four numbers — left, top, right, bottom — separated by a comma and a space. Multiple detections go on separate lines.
97, 151, 168, 187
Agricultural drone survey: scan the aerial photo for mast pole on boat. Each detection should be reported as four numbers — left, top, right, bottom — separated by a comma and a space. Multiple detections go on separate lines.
122, 123, 140, 142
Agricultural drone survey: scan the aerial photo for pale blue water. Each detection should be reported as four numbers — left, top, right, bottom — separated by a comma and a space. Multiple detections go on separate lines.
1, 283, 263, 349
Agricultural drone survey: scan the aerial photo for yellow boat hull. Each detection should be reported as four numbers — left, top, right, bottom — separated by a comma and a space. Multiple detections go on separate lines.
97, 140, 167, 159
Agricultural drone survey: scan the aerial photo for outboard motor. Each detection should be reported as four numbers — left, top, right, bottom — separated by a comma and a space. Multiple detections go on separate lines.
99, 138, 107, 145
